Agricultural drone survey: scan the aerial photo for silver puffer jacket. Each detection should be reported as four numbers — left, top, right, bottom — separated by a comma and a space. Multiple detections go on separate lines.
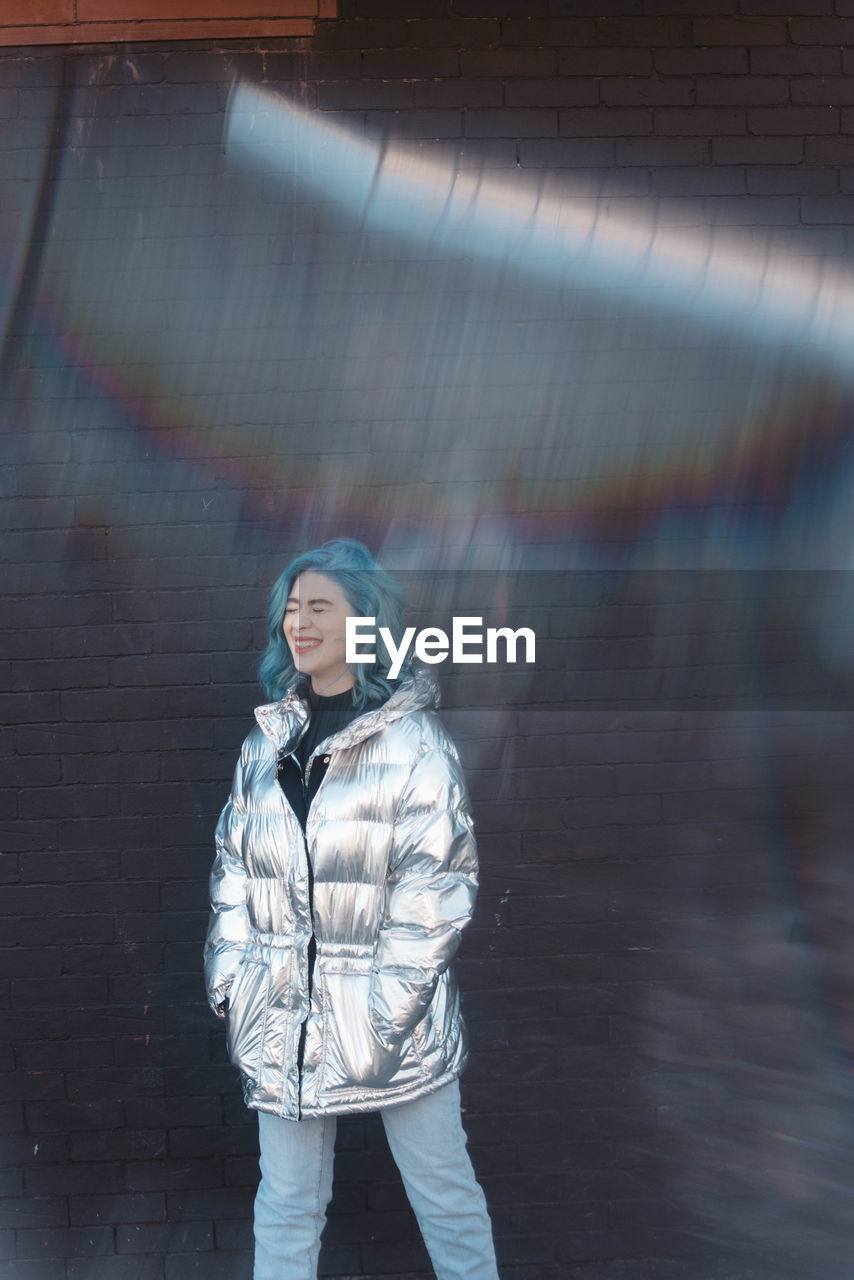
203, 672, 477, 1120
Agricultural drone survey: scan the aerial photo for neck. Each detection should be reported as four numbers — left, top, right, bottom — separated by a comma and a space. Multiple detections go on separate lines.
310, 669, 355, 697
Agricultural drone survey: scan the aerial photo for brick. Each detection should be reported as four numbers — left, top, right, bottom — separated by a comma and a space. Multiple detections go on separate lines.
0, 1198, 66, 1229
9, 594, 111, 628
323, 1207, 412, 1244
748, 166, 838, 195
263, 50, 361, 80
650, 166, 746, 196
0, 948, 62, 979
67, 1260, 164, 1280
151, 621, 248, 654
69, 1194, 166, 1227
0, 692, 61, 724
6, 0, 72, 18
615, 137, 708, 165
801, 196, 854, 223
110, 653, 209, 687
601, 77, 693, 107
360, 1241, 432, 1272
34, 85, 119, 117
559, 107, 651, 136
167, 114, 227, 147
360, 48, 460, 77
653, 107, 745, 135
25, 1164, 123, 1196
519, 138, 615, 168
71, 1129, 167, 1163
315, 18, 501, 49
655, 48, 747, 75
117, 1221, 214, 1254
561, 48, 653, 76
0, 56, 62, 86
753, 45, 841, 75
748, 105, 838, 134
791, 77, 854, 106
62, 751, 158, 786
0, 1103, 23, 1132
165, 52, 262, 83
0, 1262, 66, 1280
4, 913, 111, 947
10, 975, 107, 1009
16, 1226, 115, 1258
12, 657, 109, 693
595, 17, 691, 45
211, 1219, 253, 1251
697, 75, 788, 106
460, 50, 558, 77
790, 16, 854, 42
465, 108, 558, 137
712, 134, 803, 163
517, 765, 613, 800
164, 1255, 250, 1280
547, 0, 640, 9
25, 1100, 125, 1133
413, 79, 501, 108
119, 84, 217, 115
500, 17, 594, 45
65, 1065, 167, 1102
807, 135, 854, 166
124, 1158, 222, 1192
66, 1004, 208, 1045
5, 755, 61, 786
317, 80, 414, 110
505, 78, 598, 108
451, 0, 547, 9
108, 972, 203, 1004
167, 1188, 253, 1221
363, 108, 464, 137
741, 0, 839, 9
114, 1032, 204, 1070
162, 1064, 235, 1097
693, 16, 789, 43
0, 1177, 18, 1208
58, 815, 159, 851
113, 52, 166, 83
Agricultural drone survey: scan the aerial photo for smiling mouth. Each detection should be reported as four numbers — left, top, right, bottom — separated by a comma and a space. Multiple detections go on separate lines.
294, 638, 321, 652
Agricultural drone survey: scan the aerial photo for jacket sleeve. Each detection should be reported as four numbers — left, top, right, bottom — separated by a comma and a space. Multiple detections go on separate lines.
368, 731, 478, 1049
203, 748, 252, 1019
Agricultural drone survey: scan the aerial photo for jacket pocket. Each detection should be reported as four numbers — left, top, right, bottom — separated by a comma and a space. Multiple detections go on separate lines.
321, 971, 404, 1092
226, 957, 270, 1082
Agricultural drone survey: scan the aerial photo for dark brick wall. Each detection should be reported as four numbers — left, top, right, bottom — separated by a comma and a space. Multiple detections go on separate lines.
3, 4, 854, 1278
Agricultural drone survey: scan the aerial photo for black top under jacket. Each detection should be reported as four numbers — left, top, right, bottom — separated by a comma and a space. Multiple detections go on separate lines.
276, 685, 385, 831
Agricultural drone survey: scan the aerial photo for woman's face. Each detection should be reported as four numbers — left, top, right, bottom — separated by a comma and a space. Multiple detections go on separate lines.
283, 570, 357, 695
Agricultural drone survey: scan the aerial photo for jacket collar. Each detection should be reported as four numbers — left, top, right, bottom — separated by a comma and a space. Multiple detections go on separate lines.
254, 670, 439, 758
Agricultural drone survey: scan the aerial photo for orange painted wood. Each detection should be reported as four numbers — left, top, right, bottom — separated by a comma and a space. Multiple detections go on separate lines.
78, 0, 317, 19
9, 0, 74, 20
0, 17, 315, 45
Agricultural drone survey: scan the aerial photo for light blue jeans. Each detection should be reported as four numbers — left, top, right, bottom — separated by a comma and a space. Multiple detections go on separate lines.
253, 1079, 500, 1280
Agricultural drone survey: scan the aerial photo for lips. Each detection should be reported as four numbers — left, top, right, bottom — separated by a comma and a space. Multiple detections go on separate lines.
294, 638, 321, 653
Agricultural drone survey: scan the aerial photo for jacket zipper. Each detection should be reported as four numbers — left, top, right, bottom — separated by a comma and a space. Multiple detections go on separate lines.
296, 752, 317, 1118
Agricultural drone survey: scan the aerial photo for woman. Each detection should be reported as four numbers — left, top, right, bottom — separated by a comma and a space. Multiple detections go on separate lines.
204, 539, 499, 1280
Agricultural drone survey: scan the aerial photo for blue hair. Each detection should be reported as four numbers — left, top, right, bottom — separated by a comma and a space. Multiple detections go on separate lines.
258, 538, 410, 708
